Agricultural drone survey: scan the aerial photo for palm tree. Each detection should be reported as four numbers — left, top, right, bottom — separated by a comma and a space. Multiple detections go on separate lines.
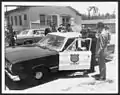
87, 6, 99, 19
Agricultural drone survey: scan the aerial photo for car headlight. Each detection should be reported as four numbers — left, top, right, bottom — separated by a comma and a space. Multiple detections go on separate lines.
5, 60, 12, 72
12, 64, 24, 74
9, 64, 12, 71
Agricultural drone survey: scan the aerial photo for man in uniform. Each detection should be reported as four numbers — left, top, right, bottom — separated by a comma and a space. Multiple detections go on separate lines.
95, 22, 109, 80
81, 28, 97, 73
87, 29, 97, 73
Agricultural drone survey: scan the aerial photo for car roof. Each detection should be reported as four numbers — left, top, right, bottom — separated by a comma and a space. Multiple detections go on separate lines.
49, 32, 82, 38
26, 29, 41, 31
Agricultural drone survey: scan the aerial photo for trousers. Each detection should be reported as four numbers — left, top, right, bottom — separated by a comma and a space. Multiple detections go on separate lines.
9, 37, 15, 46
98, 48, 106, 79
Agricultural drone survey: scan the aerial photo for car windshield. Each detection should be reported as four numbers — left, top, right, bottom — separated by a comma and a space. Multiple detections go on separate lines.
19, 30, 29, 35
37, 34, 65, 51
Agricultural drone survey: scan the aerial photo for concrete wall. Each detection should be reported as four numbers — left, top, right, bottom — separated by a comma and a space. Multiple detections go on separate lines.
75, 15, 82, 26
110, 34, 116, 45
29, 6, 78, 22
7, 6, 82, 32
7, 8, 30, 31
29, 6, 82, 29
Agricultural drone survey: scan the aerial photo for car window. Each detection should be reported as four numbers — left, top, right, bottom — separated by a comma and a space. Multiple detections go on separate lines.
33, 30, 41, 35
66, 38, 91, 51
38, 34, 65, 51
63, 38, 75, 51
20, 30, 29, 35
66, 40, 77, 51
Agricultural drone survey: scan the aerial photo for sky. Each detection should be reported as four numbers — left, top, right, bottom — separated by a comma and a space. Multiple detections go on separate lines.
3, 2, 117, 15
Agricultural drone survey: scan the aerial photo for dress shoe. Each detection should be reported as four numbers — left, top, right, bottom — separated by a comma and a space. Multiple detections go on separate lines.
95, 77, 106, 81
84, 70, 95, 74
92, 74, 100, 78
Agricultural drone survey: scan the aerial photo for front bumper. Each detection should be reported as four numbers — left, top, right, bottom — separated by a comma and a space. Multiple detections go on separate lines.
5, 70, 20, 81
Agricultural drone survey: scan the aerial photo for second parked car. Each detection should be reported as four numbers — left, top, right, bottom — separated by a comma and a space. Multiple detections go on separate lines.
16, 29, 45, 45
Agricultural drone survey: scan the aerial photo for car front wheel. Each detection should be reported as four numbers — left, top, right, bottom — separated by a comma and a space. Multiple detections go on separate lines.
29, 68, 49, 85
35, 71, 43, 80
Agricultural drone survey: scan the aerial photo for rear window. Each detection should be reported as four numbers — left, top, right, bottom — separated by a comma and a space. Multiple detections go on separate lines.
20, 30, 29, 35
33, 30, 42, 35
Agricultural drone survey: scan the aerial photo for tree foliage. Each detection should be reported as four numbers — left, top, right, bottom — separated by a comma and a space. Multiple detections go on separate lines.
82, 6, 116, 20
82, 13, 115, 20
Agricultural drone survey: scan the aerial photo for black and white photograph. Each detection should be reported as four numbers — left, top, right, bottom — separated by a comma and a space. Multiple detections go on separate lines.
2, 1, 118, 93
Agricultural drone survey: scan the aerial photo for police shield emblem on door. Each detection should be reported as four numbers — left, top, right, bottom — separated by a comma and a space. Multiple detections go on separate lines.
70, 54, 79, 64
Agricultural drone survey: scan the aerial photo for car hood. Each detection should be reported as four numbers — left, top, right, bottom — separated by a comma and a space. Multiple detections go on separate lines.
5, 45, 59, 64
17, 35, 28, 39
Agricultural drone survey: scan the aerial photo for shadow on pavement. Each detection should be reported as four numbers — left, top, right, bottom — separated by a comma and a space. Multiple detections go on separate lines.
5, 70, 89, 90
5, 57, 113, 90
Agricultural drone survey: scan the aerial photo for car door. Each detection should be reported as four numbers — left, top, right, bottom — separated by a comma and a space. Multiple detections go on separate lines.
59, 38, 92, 71
24, 30, 34, 42
33, 30, 44, 42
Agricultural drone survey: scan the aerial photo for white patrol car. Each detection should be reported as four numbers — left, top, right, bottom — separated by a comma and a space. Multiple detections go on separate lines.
5, 32, 93, 82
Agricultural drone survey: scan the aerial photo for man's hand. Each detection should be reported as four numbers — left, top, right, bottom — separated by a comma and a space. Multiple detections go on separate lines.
95, 33, 99, 38
95, 54, 99, 58
95, 49, 101, 58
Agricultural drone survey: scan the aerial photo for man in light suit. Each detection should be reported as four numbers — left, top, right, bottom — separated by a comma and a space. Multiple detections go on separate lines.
95, 22, 109, 80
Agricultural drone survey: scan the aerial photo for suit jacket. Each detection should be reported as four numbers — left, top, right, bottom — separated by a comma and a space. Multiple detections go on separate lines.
95, 29, 109, 55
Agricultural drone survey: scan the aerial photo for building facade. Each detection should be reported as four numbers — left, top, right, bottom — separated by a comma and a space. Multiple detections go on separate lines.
5, 6, 82, 32
81, 19, 116, 34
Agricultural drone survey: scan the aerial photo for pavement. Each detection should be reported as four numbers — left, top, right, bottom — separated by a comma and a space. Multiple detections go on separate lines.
4, 53, 118, 93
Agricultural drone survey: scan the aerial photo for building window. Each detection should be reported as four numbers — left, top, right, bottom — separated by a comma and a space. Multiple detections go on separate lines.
62, 16, 70, 26
14, 16, 17, 26
40, 14, 58, 26
47, 15, 58, 26
19, 15, 22, 25
52, 15, 57, 26
11, 16, 13, 25
40, 14, 45, 25
24, 14, 27, 20
47, 15, 51, 26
